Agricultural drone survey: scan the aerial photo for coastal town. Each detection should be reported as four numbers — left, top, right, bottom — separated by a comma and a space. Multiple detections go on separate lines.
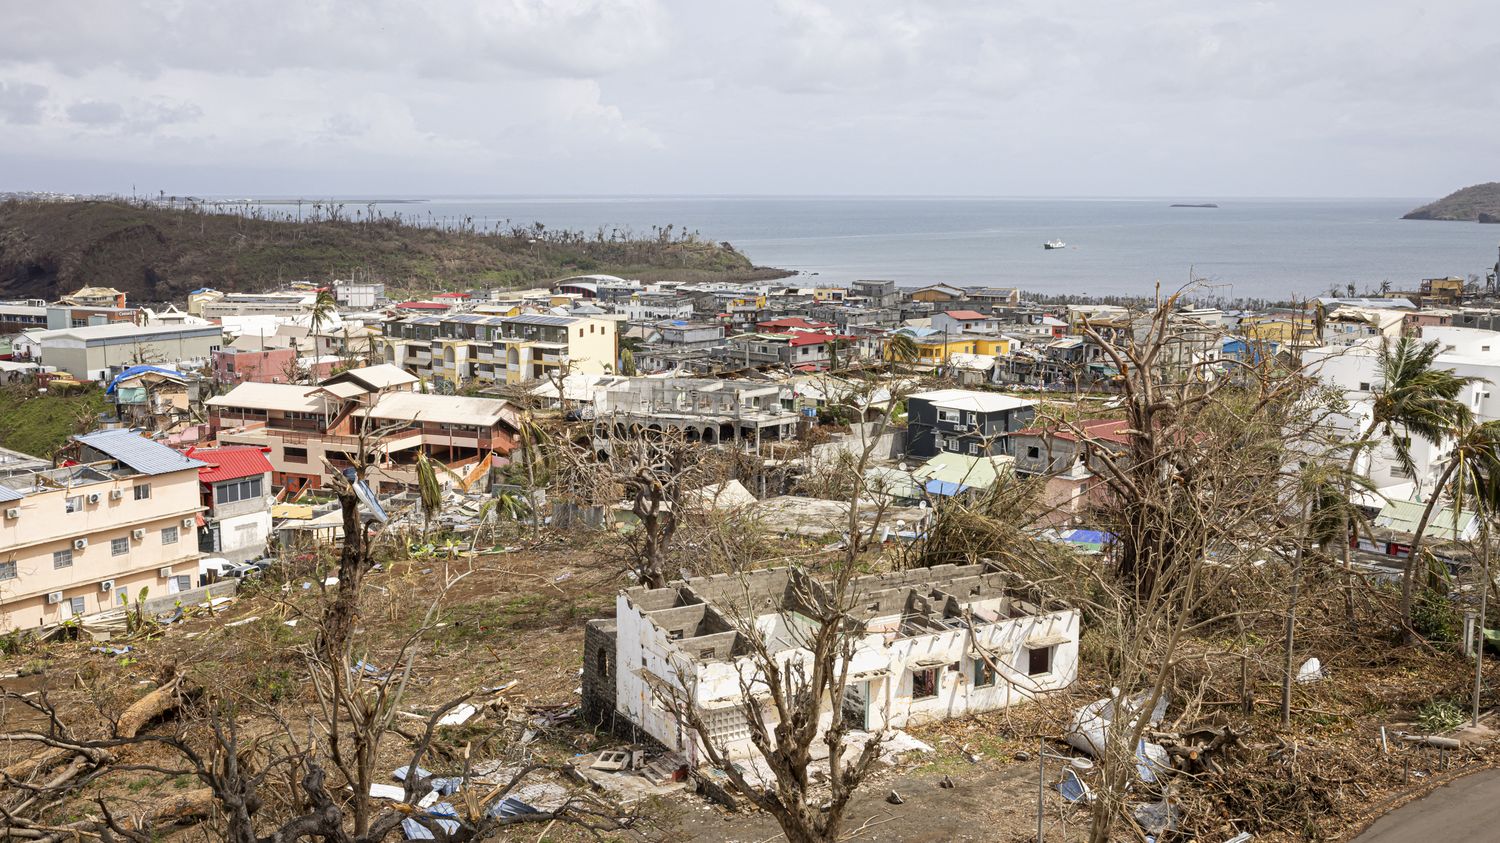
3, 244, 1500, 840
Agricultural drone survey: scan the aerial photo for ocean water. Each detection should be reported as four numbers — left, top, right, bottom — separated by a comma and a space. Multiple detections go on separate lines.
222, 196, 1500, 300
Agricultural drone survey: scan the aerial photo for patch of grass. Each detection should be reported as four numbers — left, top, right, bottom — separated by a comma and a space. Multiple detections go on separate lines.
0, 386, 107, 457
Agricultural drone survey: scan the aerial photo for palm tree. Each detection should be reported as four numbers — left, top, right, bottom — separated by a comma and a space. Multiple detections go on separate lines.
1341, 337, 1478, 631
1401, 419, 1500, 637
307, 288, 338, 382
886, 332, 919, 367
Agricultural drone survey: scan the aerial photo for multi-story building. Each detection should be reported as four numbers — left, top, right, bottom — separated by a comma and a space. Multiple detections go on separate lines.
334, 280, 385, 310
201, 292, 315, 320
16, 323, 223, 381
384, 312, 616, 387
0, 431, 205, 631
208, 364, 520, 493
850, 279, 899, 309
588, 377, 800, 445
184, 446, 273, 565
905, 389, 1037, 459
61, 287, 128, 309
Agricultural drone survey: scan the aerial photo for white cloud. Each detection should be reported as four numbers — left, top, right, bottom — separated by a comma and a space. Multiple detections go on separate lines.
1, 0, 1498, 196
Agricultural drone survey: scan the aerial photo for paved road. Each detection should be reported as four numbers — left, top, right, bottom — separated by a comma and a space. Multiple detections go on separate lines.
1356, 768, 1500, 842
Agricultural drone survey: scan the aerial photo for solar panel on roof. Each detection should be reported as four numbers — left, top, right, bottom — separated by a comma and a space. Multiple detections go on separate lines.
507, 314, 575, 326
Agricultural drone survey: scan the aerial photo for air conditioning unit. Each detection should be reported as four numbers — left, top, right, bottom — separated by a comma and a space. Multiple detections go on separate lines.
3, 507, 17, 519
182, 517, 195, 529
109, 489, 124, 501
73, 538, 88, 550
86, 493, 102, 505
132, 528, 146, 540
99, 580, 114, 592
158, 567, 173, 578
46, 591, 63, 604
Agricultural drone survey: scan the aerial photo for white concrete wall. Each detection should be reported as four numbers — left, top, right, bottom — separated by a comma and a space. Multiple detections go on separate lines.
613, 591, 1079, 764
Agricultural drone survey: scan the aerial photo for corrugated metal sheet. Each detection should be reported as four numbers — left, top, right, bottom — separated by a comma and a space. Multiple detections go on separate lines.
189, 447, 273, 483
0, 486, 23, 502
75, 430, 206, 476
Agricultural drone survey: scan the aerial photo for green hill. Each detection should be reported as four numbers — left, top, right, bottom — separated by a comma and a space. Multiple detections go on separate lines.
0, 198, 788, 302
1403, 182, 1500, 222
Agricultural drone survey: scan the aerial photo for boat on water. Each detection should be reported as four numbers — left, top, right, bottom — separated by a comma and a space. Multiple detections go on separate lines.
1170, 203, 1219, 208
1044, 240, 1066, 250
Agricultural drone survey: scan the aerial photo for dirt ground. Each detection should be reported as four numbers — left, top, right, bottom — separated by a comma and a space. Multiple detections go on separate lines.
3, 532, 1499, 843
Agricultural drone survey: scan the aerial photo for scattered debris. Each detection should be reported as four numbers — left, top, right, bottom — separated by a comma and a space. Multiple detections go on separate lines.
1065, 691, 1168, 757
1296, 657, 1324, 683
87, 645, 132, 656
1057, 768, 1091, 803
435, 703, 477, 727
223, 615, 261, 628
591, 750, 630, 772
886, 790, 904, 805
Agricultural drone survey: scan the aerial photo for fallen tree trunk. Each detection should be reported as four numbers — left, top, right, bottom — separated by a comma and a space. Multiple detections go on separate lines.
1, 675, 189, 811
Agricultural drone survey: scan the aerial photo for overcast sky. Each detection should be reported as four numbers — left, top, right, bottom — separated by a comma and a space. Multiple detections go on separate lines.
3, 0, 1497, 198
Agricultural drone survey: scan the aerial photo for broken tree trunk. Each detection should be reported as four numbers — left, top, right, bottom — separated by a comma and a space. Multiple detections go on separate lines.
2, 675, 187, 796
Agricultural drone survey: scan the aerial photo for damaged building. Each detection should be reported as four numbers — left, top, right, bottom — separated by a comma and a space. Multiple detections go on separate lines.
582, 563, 1078, 764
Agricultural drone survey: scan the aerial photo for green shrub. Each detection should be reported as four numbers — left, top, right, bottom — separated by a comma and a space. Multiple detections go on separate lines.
1412, 587, 1460, 644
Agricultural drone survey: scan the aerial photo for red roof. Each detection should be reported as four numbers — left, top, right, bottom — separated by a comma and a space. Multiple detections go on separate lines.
396, 301, 450, 310
433, 292, 471, 299
943, 310, 989, 321
185, 446, 273, 483
758, 317, 832, 330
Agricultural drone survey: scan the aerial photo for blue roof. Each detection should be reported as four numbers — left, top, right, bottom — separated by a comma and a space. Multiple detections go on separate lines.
924, 478, 971, 497
105, 365, 186, 395
75, 429, 205, 476
1062, 529, 1115, 546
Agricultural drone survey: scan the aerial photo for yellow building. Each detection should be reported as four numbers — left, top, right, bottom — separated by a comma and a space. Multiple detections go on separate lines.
886, 332, 1013, 365
1241, 314, 1318, 347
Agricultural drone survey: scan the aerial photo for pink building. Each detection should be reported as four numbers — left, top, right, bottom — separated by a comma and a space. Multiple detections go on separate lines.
213, 348, 335, 385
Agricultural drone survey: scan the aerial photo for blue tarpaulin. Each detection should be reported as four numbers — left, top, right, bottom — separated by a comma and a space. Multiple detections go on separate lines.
923, 478, 971, 497
105, 365, 185, 395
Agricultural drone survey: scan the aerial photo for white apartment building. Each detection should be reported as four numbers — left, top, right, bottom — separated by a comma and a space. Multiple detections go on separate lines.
0, 431, 205, 631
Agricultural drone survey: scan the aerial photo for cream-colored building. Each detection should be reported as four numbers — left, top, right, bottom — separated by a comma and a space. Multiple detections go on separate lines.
0, 430, 206, 632
383, 313, 617, 387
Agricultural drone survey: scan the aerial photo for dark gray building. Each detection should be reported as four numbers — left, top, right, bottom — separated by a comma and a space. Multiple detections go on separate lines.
905, 389, 1037, 459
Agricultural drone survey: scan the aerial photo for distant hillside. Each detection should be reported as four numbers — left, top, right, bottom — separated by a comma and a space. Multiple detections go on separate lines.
1403, 182, 1500, 222
0, 199, 789, 302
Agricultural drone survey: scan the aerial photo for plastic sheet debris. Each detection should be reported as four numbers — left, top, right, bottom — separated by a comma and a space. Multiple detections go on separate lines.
369, 783, 406, 800
436, 703, 477, 726
486, 796, 540, 819
1057, 767, 1091, 803
1135, 741, 1170, 784
401, 803, 459, 840
1133, 799, 1181, 836
392, 765, 432, 782
1065, 690, 1169, 757
223, 615, 260, 628
88, 645, 132, 656
1296, 657, 1324, 683
353, 660, 391, 681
